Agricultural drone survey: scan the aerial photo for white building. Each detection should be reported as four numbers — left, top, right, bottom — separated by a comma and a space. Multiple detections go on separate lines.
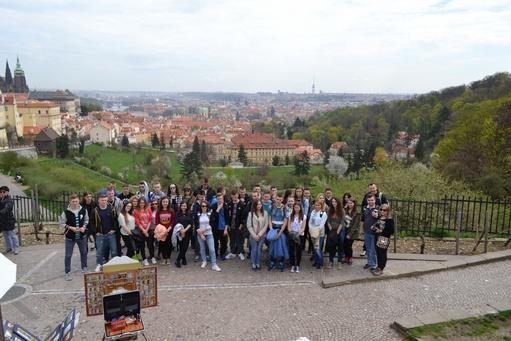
90, 121, 116, 145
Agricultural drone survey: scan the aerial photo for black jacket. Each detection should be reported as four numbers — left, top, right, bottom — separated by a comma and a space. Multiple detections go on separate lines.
91, 206, 119, 235
226, 200, 247, 229
0, 195, 16, 231
209, 202, 230, 230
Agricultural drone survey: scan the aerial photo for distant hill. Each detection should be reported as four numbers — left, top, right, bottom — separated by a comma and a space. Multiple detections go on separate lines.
294, 72, 511, 198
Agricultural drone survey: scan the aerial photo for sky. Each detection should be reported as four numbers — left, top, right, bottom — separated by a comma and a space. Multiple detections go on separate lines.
1, 0, 510, 93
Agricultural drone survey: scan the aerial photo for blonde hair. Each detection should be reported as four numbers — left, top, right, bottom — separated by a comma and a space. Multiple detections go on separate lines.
380, 203, 392, 219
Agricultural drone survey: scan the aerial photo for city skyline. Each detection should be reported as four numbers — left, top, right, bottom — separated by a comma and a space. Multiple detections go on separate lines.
1, 0, 510, 93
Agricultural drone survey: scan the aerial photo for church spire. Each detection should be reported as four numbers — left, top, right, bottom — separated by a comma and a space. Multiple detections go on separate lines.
5, 60, 13, 86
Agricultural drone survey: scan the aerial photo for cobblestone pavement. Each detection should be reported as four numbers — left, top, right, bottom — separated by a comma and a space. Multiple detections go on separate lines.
2, 244, 511, 341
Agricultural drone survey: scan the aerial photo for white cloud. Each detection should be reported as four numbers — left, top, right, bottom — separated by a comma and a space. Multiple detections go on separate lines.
0, 0, 510, 92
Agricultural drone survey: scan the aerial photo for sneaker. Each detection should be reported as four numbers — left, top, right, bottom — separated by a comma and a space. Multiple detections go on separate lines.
373, 268, 383, 276
327, 262, 333, 269
340, 257, 346, 264
81, 267, 88, 273
238, 253, 245, 261
268, 262, 275, 271
194, 255, 200, 262
360, 251, 366, 257
65, 273, 72, 281
347, 257, 354, 265
370, 268, 377, 273
13, 249, 19, 255
252, 263, 257, 271
225, 253, 236, 259
290, 266, 296, 273
181, 258, 187, 266
175, 260, 181, 268
221, 255, 226, 261
212, 264, 222, 272
363, 264, 370, 269
95, 265, 102, 272
5, 248, 12, 253
337, 262, 342, 270
279, 262, 285, 272
151, 257, 157, 265
142, 259, 150, 266
201, 261, 207, 269
295, 266, 300, 273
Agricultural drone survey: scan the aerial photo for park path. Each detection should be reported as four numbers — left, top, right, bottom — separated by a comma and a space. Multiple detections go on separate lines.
1, 243, 511, 340
0, 172, 28, 197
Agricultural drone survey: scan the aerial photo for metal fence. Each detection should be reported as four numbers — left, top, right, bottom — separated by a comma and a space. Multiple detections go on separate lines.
11, 193, 511, 237
390, 195, 511, 237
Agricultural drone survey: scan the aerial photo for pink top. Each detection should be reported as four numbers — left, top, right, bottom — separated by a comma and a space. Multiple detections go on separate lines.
134, 208, 152, 231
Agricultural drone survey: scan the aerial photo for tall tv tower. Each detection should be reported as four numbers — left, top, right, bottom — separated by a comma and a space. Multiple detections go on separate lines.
311, 76, 316, 95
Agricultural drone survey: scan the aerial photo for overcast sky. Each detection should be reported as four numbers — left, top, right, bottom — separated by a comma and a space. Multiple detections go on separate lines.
1, 0, 510, 93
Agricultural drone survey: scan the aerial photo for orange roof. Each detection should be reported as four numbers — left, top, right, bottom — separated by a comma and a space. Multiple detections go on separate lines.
231, 133, 293, 149
330, 141, 348, 149
287, 139, 312, 148
23, 126, 43, 136
17, 100, 59, 109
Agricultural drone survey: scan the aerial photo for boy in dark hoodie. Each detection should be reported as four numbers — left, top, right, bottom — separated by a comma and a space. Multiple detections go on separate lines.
59, 193, 89, 280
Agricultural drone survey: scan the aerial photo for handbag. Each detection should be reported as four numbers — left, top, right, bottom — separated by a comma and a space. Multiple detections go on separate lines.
376, 235, 390, 249
309, 227, 320, 239
266, 228, 278, 241
289, 230, 300, 244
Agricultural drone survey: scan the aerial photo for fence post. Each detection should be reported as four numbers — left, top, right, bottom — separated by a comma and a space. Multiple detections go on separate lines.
455, 211, 461, 255
484, 211, 490, 253
393, 212, 398, 254
15, 196, 22, 247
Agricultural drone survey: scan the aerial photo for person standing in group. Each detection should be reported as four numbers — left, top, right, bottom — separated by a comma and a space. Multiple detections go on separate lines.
343, 197, 361, 265
210, 193, 229, 261
167, 184, 182, 212
372, 203, 394, 276
149, 181, 166, 202
137, 181, 150, 202
182, 186, 195, 209
261, 192, 273, 214
195, 202, 221, 271
60, 194, 89, 280
134, 197, 156, 266
0, 186, 20, 255
302, 187, 313, 254
191, 190, 206, 261
226, 190, 247, 260
155, 197, 175, 265
326, 197, 344, 269
360, 183, 388, 257
118, 201, 136, 258
107, 187, 124, 256
342, 192, 352, 209
287, 202, 306, 273
246, 199, 269, 270
175, 201, 193, 267
324, 188, 334, 209
361, 193, 379, 271
91, 194, 119, 272
309, 201, 328, 269
268, 194, 289, 272
81, 192, 97, 251
118, 184, 134, 202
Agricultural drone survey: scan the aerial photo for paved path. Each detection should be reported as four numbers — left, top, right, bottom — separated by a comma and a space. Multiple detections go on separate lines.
1, 244, 511, 340
0, 173, 27, 197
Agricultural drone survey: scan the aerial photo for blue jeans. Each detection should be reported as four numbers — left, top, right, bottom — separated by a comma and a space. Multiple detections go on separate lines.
337, 228, 347, 261
364, 233, 377, 269
198, 234, 217, 266
65, 238, 88, 273
96, 233, 118, 266
2, 230, 19, 251
313, 236, 325, 266
249, 235, 265, 266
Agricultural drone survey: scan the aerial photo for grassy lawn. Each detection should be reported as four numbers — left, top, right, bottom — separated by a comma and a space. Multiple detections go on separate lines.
20, 158, 112, 198
406, 310, 511, 340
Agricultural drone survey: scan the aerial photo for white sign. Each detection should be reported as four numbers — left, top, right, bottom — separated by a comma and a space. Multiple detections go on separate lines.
0, 253, 17, 299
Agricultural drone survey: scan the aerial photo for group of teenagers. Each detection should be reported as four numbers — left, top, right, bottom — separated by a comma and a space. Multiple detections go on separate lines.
60, 179, 395, 281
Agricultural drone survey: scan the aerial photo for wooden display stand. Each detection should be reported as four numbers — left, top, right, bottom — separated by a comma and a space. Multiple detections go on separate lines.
83, 257, 157, 340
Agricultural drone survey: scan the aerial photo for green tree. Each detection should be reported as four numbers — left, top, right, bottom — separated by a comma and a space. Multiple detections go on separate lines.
285, 154, 290, 165
180, 151, 202, 180
238, 144, 248, 166
272, 155, 280, 166
151, 133, 159, 148
56, 135, 69, 158
294, 150, 310, 176
200, 140, 208, 165
192, 136, 201, 155
78, 139, 85, 155
160, 133, 165, 150
121, 134, 130, 149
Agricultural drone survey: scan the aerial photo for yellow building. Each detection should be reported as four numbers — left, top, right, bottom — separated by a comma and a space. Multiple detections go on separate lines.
226, 132, 295, 166
0, 93, 8, 145
3, 93, 24, 139
17, 100, 62, 135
